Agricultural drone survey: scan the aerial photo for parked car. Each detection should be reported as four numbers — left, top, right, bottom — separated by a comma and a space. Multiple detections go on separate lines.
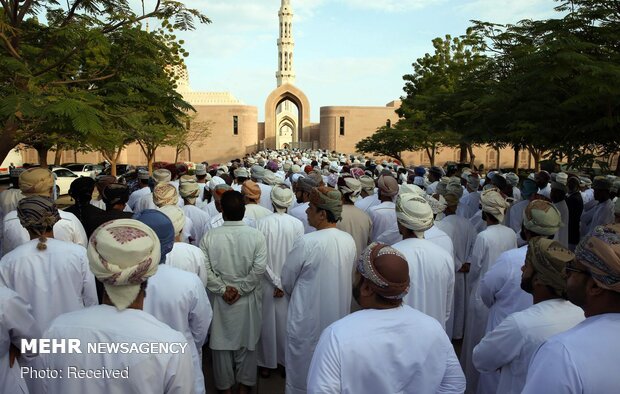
100, 164, 131, 178
52, 167, 80, 195
63, 163, 104, 178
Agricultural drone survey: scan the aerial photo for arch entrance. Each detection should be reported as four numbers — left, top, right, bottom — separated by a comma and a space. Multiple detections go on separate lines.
264, 84, 310, 149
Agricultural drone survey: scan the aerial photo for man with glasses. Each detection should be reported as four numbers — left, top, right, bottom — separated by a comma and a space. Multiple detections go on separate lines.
523, 224, 620, 393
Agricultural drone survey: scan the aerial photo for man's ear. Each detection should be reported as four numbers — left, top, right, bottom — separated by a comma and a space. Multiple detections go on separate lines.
586, 277, 606, 297
360, 278, 374, 297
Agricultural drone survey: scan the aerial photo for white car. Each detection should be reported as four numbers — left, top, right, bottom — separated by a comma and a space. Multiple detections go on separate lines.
52, 167, 81, 196
64, 163, 103, 178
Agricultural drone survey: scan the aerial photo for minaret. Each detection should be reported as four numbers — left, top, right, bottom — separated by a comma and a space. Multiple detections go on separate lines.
276, 0, 295, 86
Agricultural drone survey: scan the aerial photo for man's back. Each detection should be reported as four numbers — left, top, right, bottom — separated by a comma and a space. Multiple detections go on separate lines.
368, 201, 396, 242
307, 306, 465, 394
337, 204, 372, 259
0, 238, 97, 330
392, 238, 455, 330
523, 313, 620, 393
31, 305, 194, 394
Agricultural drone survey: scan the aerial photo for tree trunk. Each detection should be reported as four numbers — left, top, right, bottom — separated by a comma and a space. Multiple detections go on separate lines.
36, 146, 49, 166
459, 143, 468, 163
496, 148, 501, 170
54, 148, 62, 166
615, 153, 620, 176
513, 146, 520, 173
174, 147, 181, 164
529, 147, 541, 172
467, 144, 476, 169
73, 149, 78, 163
147, 155, 154, 174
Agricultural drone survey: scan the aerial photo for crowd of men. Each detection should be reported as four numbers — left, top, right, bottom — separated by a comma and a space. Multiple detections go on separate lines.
1, 148, 619, 394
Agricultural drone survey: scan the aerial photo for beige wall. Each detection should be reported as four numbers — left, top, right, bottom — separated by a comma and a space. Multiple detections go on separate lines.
320, 101, 401, 153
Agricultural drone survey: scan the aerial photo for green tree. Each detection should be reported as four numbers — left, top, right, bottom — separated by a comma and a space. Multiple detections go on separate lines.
355, 125, 422, 166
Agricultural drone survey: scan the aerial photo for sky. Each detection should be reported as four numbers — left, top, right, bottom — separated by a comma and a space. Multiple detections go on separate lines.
142, 0, 562, 120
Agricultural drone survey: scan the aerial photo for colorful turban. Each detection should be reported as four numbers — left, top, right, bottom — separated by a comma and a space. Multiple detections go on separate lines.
414, 166, 426, 177
575, 224, 620, 292
377, 175, 399, 197
297, 176, 318, 194
153, 169, 172, 184
528, 238, 575, 297
446, 177, 464, 198
159, 205, 186, 236
266, 160, 279, 172
427, 194, 447, 215
271, 185, 294, 210
88, 219, 161, 310
395, 193, 434, 238
436, 177, 450, 196
133, 209, 175, 265
480, 188, 510, 222
357, 243, 410, 300
523, 200, 562, 236
338, 177, 362, 201
326, 173, 339, 188
153, 183, 178, 207
179, 177, 199, 204
505, 173, 519, 187
350, 167, 365, 179
400, 184, 425, 196
17, 196, 60, 236
242, 180, 261, 201
309, 186, 343, 221
19, 168, 54, 197
102, 184, 129, 206
359, 176, 375, 194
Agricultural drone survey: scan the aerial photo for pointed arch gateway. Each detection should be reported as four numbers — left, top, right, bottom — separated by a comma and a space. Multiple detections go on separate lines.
264, 83, 310, 149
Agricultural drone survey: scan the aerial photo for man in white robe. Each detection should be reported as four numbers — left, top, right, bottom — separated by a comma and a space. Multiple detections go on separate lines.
139, 208, 212, 394
204, 183, 233, 232
425, 166, 443, 195
535, 171, 551, 199
392, 193, 455, 331
289, 177, 318, 234
505, 179, 539, 246
233, 167, 250, 192
307, 243, 465, 394
242, 180, 274, 223
437, 193, 477, 340
282, 186, 357, 394
250, 165, 274, 211
3, 168, 87, 255
180, 176, 211, 246
368, 174, 399, 242
474, 238, 584, 394
336, 177, 372, 259
354, 175, 379, 212
256, 186, 304, 375
200, 191, 267, 393
461, 188, 516, 394
0, 196, 97, 331
523, 224, 620, 393
580, 178, 615, 238
29, 219, 194, 394
127, 170, 152, 212
0, 286, 40, 394
457, 173, 481, 219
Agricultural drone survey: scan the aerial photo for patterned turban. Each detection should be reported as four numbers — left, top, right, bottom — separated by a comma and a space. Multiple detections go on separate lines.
357, 242, 410, 300
426, 194, 447, 215
133, 209, 175, 265
326, 173, 339, 188
377, 175, 399, 197
338, 177, 362, 201
242, 180, 261, 201
444, 193, 460, 208
266, 160, 279, 172
88, 219, 161, 310
400, 184, 425, 196
480, 188, 510, 222
359, 176, 375, 194
575, 224, 620, 292
251, 165, 266, 181
102, 184, 129, 206
17, 196, 60, 242
528, 238, 575, 297
436, 177, 450, 196
19, 168, 54, 197
350, 167, 365, 179
505, 173, 519, 187
309, 186, 343, 221
307, 171, 324, 186
446, 177, 464, 198
179, 176, 199, 204
297, 176, 318, 194
234, 167, 249, 179
271, 185, 294, 210
523, 200, 562, 236
153, 183, 178, 207
159, 205, 185, 236
153, 169, 172, 184
395, 193, 434, 238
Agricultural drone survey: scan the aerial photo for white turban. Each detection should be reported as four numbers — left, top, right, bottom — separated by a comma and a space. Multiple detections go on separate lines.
480, 188, 510, 222
208, 176, 225, 191
153, 169, 172, 183
395, 193, 434, 238
159, 205, 186, 235
88, 219, 160, 310
271, 185, 294, 210
426, 194, 447, 215
263, 171, 282, 186
446, 177, 464, 198
400, 184, 425, 196
556, 172, 568, 185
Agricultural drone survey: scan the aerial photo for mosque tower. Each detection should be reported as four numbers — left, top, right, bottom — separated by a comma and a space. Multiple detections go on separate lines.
276, 0, 295, 86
